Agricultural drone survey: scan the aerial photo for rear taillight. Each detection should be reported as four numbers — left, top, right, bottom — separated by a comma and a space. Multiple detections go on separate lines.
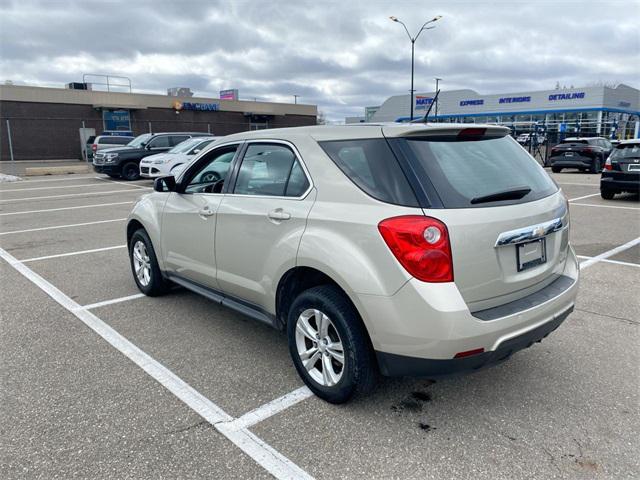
378, 215, 453, 282
604, 157, 612, 171
91, 144, 97, 151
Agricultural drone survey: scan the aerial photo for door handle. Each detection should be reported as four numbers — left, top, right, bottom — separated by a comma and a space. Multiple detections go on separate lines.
268, 209, 291, 221
199, 206, 215, 217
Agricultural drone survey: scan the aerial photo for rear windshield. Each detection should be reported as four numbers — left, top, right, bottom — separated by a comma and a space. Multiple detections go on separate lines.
560, 139, 588, 145
319, 139, 419, 207
402, 135, 558, 208
100, 136, 131, 145
611, 143, 640, 160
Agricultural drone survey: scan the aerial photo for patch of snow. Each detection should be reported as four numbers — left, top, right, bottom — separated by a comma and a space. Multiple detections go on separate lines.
0, 173, 23, 182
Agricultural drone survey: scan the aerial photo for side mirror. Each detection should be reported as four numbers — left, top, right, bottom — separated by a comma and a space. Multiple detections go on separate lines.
192, 148, 201, 154
154, 175, 176, 192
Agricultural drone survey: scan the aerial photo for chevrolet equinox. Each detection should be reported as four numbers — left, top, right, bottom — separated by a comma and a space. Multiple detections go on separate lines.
126, 124, 579, 403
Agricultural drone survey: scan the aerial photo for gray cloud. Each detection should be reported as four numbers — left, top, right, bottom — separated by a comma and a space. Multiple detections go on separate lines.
1, 0, 638, 121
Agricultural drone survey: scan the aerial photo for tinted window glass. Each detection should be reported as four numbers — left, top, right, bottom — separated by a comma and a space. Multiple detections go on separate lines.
86, 136, 96, 144
404, 135, 557, 208
319, 139, 418, 207
169, 135, 190, 146
190, 139, 214, 154
148, 136, 171, 148
101, 136, 131, 145
234, 144, 302, 197
184, 146, 238, 194
285, 161, 310, 197
611, 143, 640, 160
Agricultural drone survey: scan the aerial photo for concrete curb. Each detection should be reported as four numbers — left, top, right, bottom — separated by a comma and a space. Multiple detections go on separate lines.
24, 165, 92, 176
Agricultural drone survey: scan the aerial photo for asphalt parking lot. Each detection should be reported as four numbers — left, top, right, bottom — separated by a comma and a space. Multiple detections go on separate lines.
1, 172, 638, 479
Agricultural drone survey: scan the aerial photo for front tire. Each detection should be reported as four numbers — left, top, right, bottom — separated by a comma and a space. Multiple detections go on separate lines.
287, 285, 377, 404
122, 162, 140, 181
590, 157, 601, 174
129, 228, 170, 296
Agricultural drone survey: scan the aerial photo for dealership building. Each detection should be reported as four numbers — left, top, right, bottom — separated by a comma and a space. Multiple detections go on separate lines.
0, 84, 317, 160
351, 84, 640, 139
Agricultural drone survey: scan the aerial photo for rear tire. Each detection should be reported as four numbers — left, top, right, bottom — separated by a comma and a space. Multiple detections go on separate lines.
600, 189, 615, 200
551, 166, 562, 173
122, 162, 140, 181
287, 285, 377, 404
129, 228, 170, 296
590, 158, 601, 174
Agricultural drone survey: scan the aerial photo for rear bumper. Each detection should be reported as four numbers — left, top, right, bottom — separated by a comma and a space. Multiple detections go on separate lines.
601, 173, 640, 193
549, 155, 595, 168
376, 305, 572, 377
356, 247, 579, 376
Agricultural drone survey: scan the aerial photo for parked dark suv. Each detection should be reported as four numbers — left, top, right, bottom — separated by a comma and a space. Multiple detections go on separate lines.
93, 132, 212, 180
549, 137, 613, 173
600, 139, 640, 199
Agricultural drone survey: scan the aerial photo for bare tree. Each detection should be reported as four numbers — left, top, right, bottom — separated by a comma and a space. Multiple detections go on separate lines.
317, 110, 327, 125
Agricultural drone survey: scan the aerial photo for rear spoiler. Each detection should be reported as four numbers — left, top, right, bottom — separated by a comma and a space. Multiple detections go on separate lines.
382, 124, 511, 139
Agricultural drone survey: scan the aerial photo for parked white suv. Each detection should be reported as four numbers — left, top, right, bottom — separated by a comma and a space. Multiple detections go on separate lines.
139, 136, 219, 178
126, 124, 579, 403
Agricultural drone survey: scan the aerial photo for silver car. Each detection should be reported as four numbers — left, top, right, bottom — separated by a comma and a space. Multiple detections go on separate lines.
126, 123, 579, 403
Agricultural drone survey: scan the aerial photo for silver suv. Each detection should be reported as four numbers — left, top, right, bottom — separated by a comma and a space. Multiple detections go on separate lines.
126, 124, 579, 403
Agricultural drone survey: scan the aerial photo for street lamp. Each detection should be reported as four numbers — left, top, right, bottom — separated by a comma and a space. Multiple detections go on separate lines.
434, 77, 442, 122
390, 15, 442, 121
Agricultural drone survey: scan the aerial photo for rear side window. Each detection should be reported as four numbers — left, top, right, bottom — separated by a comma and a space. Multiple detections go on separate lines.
319, 139, 419, 207
403, 135, 557, 208
169, 135, 190, 146
234, 143, 309, 197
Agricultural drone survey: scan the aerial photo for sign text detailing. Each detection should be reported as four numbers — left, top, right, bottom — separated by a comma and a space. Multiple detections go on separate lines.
548, 92, 586, 101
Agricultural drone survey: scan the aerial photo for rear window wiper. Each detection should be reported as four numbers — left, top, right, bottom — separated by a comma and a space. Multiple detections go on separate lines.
470, 186, 532, 204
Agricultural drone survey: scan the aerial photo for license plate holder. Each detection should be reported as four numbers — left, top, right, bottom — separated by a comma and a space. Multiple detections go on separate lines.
516, 238, 547, 272
628, 164, 640, 172
564, 152, 574, 157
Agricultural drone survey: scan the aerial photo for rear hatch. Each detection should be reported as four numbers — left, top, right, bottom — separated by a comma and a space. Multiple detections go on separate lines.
384, 125, 569, 311
550, 140, 594, 159
608, 142, 640, 174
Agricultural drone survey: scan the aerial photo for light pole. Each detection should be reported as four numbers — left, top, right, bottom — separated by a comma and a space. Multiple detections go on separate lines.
434, 77, 442, 122
293, 94, 299, 104
390, 15, 442, 121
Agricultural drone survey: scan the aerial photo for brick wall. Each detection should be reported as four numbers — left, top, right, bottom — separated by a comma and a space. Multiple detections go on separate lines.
0, 101, 317, 160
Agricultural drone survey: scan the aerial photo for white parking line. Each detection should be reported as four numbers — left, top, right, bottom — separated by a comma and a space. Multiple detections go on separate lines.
557, 182, 599, 187
1, 182, 131, 192
0, 189, 144, 203
568, 193, 600, 202
577, 255, 640, 268
0, 201, 134, 217
95, 176, 151, 190
579, 237, 640, 269
0, 218, 125, 236
19, 245, 126, 263
77, 293, 146, 311
227, 386, 313, 431
571, 202, 640, 211
3, 175, 97, 184
0, 246, 314, 480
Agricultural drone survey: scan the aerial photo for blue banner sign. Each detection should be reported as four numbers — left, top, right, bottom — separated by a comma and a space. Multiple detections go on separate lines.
103, 109, 131, 131
499, 96, 531, 104
548, 92, 585, 101
174, 101, 219, 111
460, 99, 484, 106
415, 96, 434, 110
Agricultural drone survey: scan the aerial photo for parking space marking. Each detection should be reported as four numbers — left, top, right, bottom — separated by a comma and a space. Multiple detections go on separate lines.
95, 177, 152, 190
579, 237, 640, 269
19, 245, 126, 263
577, 255, 640, 268
77, 293, 146, 311
0, 189, 144, 203
227, 387, 313, 431
556, 182, 599, 187
571, 202, 640, 211
2, 175, 97, 184
1, 182, 134, 192
0, 218, 125, 236
0, 201, 134, 217
568, 193, 601, 202
0, 246, 314, 480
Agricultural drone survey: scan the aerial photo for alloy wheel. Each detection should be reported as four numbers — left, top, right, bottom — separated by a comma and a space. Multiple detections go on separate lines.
132, 240, 151, 286
295, 308, 345, 387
